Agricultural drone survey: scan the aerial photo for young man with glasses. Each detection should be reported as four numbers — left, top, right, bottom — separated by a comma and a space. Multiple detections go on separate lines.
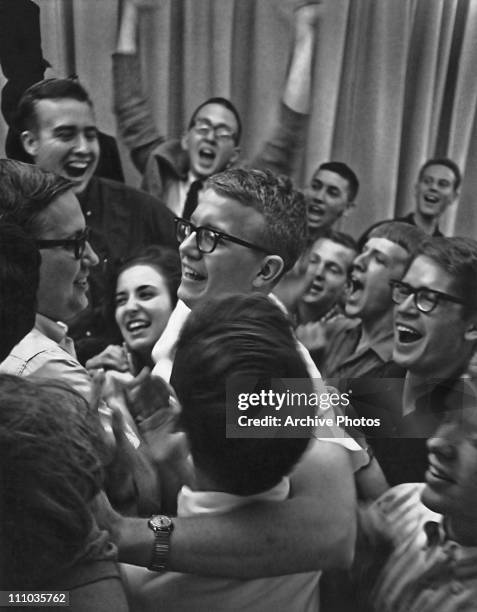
114, 1, 322, 216
0, 160, 99, 400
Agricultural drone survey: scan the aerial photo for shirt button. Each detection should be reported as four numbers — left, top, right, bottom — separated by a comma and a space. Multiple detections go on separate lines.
86, 210, 92, 216
86, 331, 92, 337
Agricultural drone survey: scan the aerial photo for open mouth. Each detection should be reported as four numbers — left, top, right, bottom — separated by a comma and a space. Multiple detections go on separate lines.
307, 201, 324, 218
423, 193, 439, 204
395, 323, 423, 344
74, 277, 89, 290
64, 161, 91, 179
126, 320, 150, 333
426, 461, 454, 484
182, 263, 206, 282
198, 147, 216, 163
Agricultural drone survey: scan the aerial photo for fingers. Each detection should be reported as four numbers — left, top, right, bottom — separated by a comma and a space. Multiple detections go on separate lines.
86, 344, 130, 373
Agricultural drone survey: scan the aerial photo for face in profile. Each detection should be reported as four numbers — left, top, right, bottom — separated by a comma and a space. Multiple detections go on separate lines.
346, 237, 408, 321
115, 264, 174, 360
22, 98, 100, 194
182, 103, 240, 179
36, 190, 99, 322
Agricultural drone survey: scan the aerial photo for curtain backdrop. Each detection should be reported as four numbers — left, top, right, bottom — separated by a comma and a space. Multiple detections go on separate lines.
1, 0, 476, 239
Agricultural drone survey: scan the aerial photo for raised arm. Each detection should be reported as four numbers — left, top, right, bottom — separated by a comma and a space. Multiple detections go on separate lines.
113, 0, 165, 174
98, 439, 357, 578
250, 2, 322, 176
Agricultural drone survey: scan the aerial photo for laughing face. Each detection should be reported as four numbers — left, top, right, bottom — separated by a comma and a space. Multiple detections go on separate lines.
422, 402, 477, 542
115, 264, 174, 360
305, 169, 354, 233
182, 103, 240, 179
22, 98, 99, 194
301, 237, 355, 318
177, 189, 267, 308
393, 255, 473, 379
36, 190, 99, 322
415, 164, 458, 220
346, 237, 408, 321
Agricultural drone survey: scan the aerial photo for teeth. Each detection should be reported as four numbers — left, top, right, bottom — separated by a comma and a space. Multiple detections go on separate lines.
424, 194, 439, 203
396, 324, 422, 343
127, 320, 149, 332
183, 264, 205, 280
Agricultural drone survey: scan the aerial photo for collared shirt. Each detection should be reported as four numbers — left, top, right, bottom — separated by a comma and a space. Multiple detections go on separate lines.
0, 313, 92, 401
321, 319, 394, 381
365, 483, 477, 612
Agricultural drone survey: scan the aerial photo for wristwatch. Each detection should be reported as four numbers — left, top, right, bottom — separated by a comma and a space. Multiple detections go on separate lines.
147, 515, 174, 571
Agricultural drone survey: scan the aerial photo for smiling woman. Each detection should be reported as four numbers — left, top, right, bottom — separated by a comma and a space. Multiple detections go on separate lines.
86, 246, 181, 375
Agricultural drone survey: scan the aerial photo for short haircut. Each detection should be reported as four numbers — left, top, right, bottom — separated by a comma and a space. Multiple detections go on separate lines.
0, 223, 40, 360
205, 168, 307, 273
316, 229, 358, 255
0, 159, 73, 237
0, 375, 105, 588
368, 221, 425, 264
413, 236, 477, 318
171, 293, 312, 496
418, 158, 461, 191
317, 161, 360, 202
188, 96, 242, 145
14, 77, 93, 133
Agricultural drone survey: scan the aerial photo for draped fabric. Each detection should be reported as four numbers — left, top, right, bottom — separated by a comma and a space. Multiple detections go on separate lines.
1, 0, 476, 238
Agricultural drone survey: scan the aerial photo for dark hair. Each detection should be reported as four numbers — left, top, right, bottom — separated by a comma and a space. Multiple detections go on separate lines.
368, 221, 425, 264
14, 78, 93, 133
317, 161, 360, 201
117, 245, 182, 309
0, 223, 41, 360
0, 375, 105, 588
171, 293, 312, 496
414, 236, 477, 318
315, 229, 358, 254
188, 97, 242, 145
0, 159, 73, 237
418, 158, 461, 191
205, 168, 307, 274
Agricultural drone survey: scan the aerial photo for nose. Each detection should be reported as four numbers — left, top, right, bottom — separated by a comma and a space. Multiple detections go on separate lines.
179, 231, 201, 259
82, 241, 99, 267
73, 132, 91, 154
427, 426, 457, 462
124, 293, 140, 313
352, 252, 368, 272
396, 291, 418, 316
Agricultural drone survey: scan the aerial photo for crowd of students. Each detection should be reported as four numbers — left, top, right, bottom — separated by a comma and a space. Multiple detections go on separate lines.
1, 1, 477, 611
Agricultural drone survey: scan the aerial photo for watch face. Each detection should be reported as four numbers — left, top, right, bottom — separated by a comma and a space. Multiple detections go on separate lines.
149, 515, 173, 531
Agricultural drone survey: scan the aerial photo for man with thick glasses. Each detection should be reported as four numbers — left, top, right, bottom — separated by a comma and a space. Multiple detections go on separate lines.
114, 1, 321, 216
0, 160, 99, 400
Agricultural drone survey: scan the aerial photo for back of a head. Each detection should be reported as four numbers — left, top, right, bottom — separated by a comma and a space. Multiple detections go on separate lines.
0, 159, 73, 236
205, 168, 307, 274
0, 223, 40, 360
171, 293, 312, 495
415, 236, 477, 318
368, 220, 425, 265
318, 161, 360, 202
0, 375, 104, 588
14, 77, 93, 134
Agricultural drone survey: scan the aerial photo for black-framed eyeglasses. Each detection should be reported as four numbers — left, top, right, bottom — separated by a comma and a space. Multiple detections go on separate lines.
175, 217, 270, 255
36, 227, 92, 260
390, 279, 466, 313
192, 118, 236, 143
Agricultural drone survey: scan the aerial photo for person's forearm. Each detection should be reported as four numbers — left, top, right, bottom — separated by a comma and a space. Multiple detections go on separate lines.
116, 0, 139, 55
282, 3, 321, 113
113, 441, 357, 577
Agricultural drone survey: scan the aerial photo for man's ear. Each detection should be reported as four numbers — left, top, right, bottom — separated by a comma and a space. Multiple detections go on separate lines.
180, 132, 190, 152
343, 200, 356, 218
252, 255, 285, 289
225, 146, 240, 169
21, 130, 39, 158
